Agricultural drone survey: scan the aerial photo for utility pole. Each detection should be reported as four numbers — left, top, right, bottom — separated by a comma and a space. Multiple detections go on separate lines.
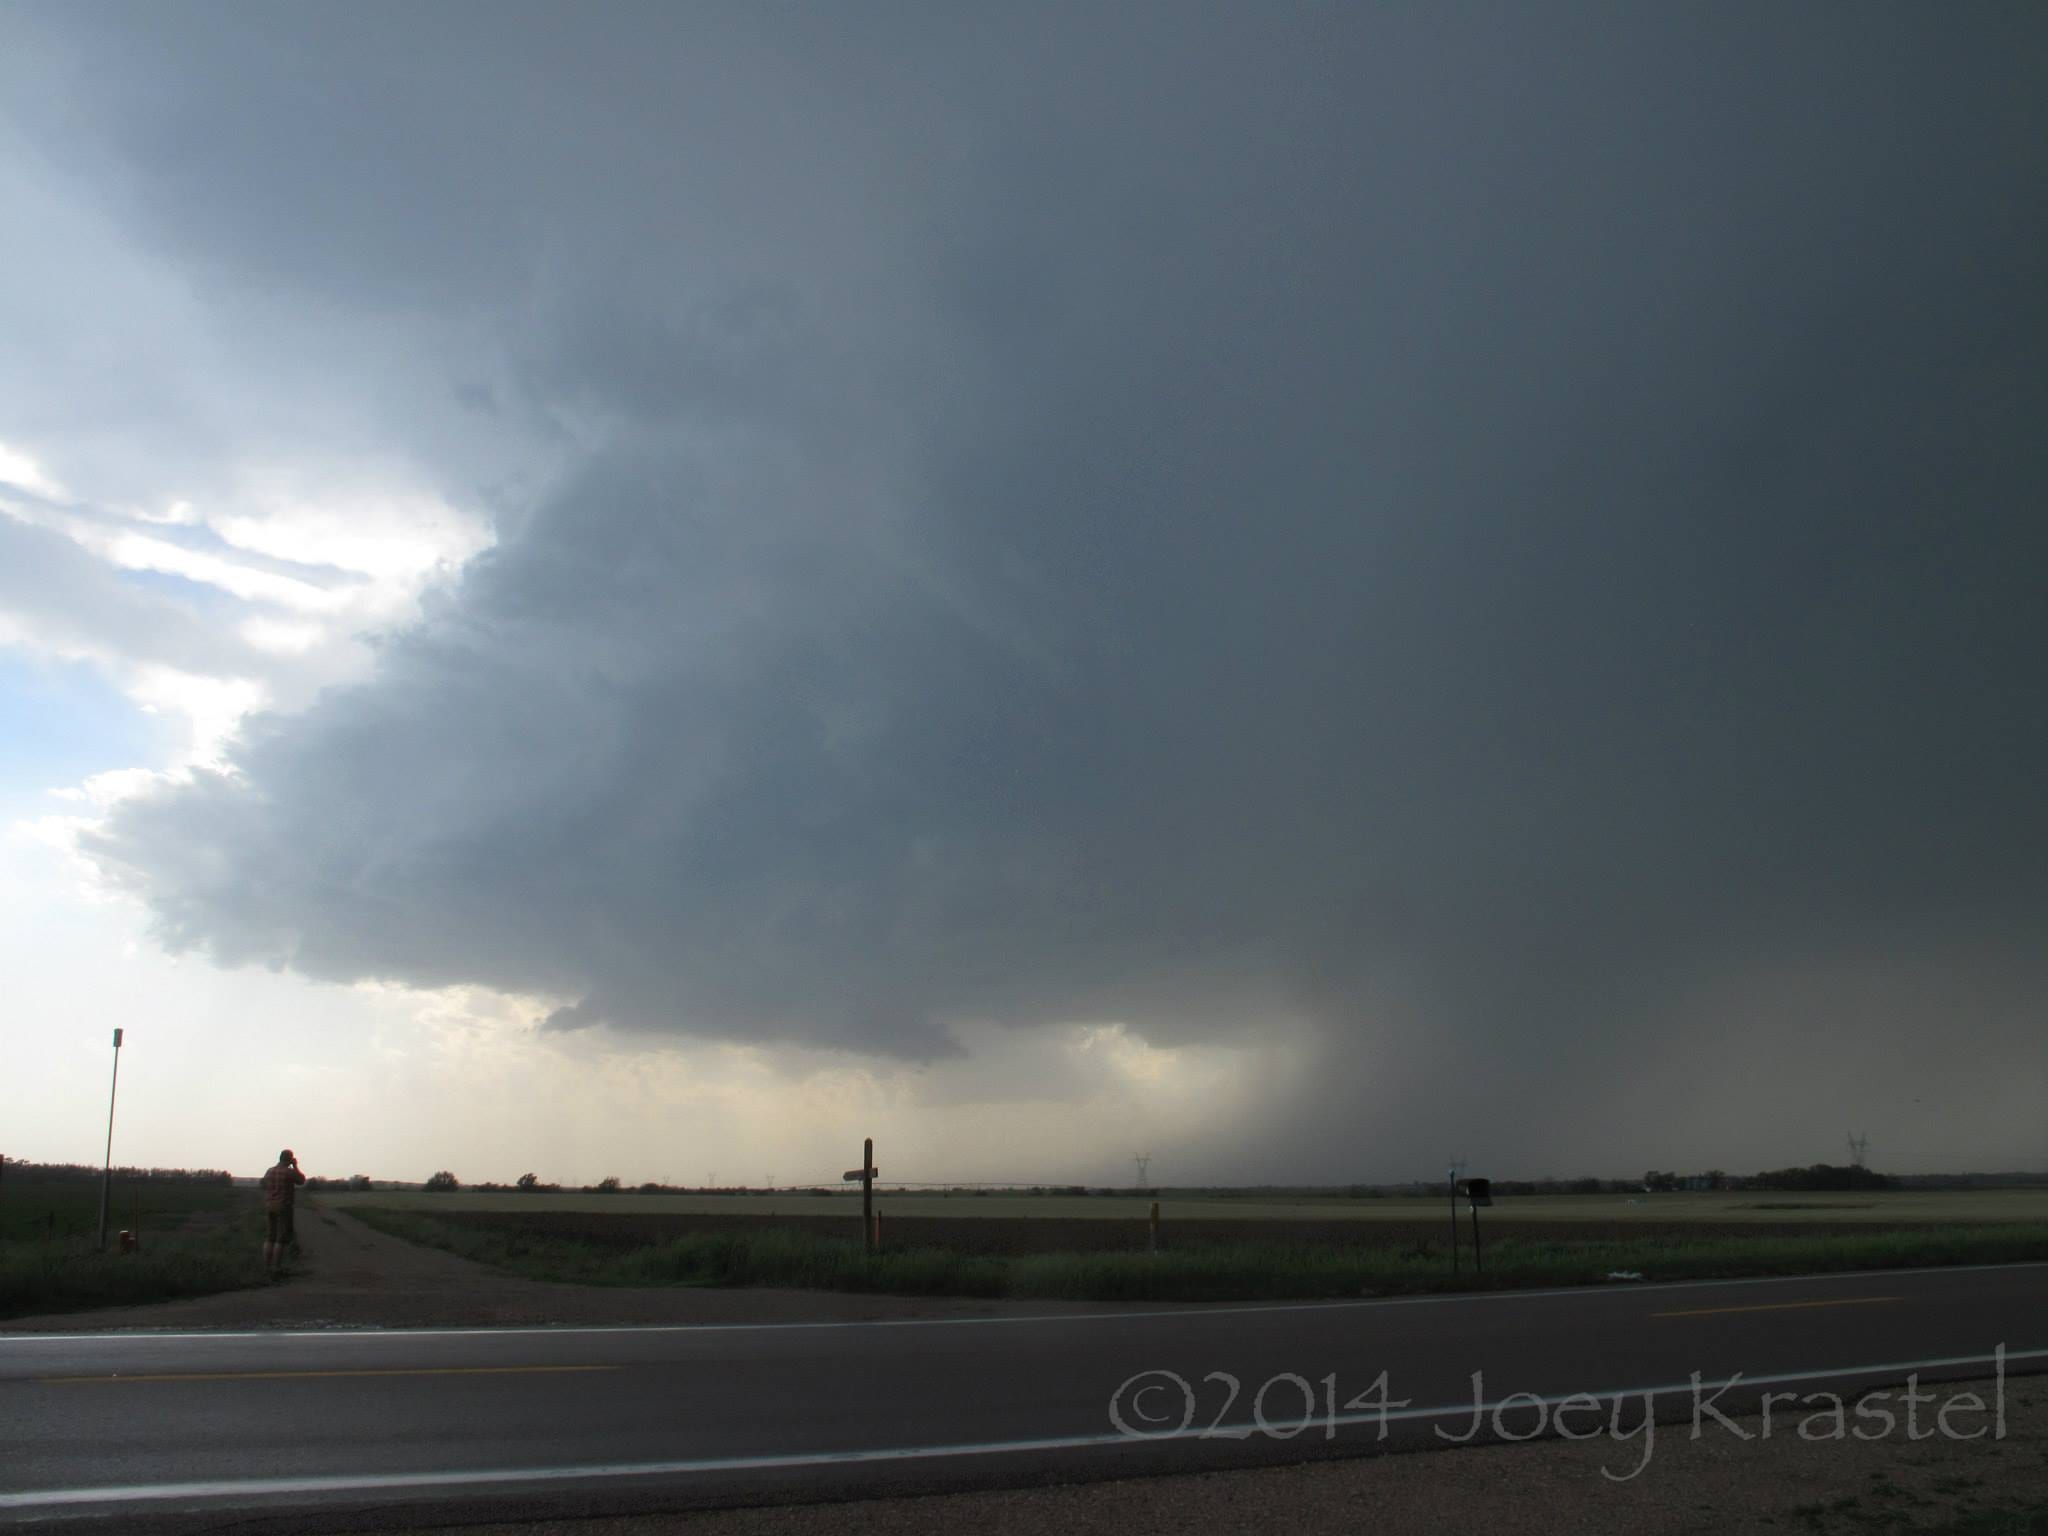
97, 1028, 124, 1251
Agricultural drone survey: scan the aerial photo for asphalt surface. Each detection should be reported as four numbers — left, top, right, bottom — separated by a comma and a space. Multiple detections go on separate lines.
2, 1261, 2043, 1531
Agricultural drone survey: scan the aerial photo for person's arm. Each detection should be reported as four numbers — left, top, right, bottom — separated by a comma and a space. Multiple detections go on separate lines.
292, 1161, 307, 1185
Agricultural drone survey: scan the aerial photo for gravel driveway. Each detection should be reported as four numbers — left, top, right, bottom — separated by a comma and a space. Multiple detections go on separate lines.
1, 1199, 1123, 1332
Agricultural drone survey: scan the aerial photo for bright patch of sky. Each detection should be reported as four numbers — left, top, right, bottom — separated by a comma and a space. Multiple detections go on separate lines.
0, 654, 164, 794
0, 441, 66, 500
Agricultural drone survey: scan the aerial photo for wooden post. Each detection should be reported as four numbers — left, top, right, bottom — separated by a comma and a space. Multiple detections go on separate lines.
1148, 1200, 1159, 1254
844, 1138, 879, 1256
1448, 1170, 1459, 1275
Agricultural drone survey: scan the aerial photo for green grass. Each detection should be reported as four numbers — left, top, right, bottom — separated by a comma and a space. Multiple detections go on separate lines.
0, 1178, 244, 1242
0, 1183, 271, 1319
349, 1208, 2048, 1304
321, 1187, 2048, 1224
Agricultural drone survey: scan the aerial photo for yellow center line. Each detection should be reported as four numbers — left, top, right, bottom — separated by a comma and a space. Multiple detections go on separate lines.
40, 1365, 621, 1384
1653, 1295, 1905, 1319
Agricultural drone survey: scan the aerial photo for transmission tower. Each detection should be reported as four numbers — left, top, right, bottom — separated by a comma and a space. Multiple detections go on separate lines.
1845, 1133, 1869, 1168
1134, 1154, 1151, 1189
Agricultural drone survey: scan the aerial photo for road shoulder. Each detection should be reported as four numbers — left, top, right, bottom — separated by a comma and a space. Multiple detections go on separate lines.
368, 1373, 2048, 1536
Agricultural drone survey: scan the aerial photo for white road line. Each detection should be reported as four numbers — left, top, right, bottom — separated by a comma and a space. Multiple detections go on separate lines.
6, 1260, 2044, 1345
4, 1346, 2042, 1511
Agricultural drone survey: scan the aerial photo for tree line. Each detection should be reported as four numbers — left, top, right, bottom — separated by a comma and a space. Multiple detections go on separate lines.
0, 1158, 231, 1185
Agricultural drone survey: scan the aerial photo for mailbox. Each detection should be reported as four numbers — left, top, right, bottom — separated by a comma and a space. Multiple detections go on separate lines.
1460, 1177, 1492, 1208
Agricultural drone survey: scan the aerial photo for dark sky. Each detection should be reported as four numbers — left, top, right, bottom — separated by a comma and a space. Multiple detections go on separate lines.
16, 2, 2044, 1174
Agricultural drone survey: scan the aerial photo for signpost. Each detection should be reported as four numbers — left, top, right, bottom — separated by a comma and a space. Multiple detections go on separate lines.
97, 1028, 124, 1252
843, 1137, 880, 1255
1448, 1166, 1459, 1275
1459, 1177, 1493, 1273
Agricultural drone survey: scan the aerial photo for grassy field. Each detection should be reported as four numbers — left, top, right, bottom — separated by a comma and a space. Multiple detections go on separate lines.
334, 1184, 2048, 1305
1, 1177, 243, 1241
0, 1179, 269, 1320
320, 1187, 2048, 1226
346, 1203, 2048, 1304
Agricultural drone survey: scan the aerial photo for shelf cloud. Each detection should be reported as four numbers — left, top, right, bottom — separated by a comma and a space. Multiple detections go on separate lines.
20, 3, 2042, 1169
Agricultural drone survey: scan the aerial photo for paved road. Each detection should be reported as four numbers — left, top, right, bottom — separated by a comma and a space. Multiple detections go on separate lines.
3, 1262, 2043, 1530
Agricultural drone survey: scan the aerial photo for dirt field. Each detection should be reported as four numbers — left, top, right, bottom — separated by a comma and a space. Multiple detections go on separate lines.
320, 1187, 2048, 1226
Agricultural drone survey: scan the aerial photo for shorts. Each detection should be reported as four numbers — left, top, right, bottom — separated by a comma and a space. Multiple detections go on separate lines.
265, 1206, 296, 1245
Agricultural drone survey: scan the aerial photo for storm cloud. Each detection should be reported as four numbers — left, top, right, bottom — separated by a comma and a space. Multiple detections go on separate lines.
25, 3, 2045, 1170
